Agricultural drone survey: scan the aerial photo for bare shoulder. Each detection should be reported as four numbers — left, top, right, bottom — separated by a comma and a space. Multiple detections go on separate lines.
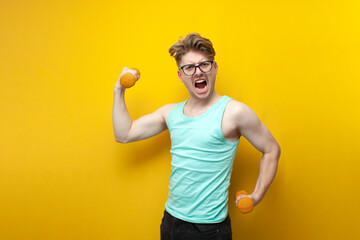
158, 103, 177, 114
224, 99, 262, 132
226, 99, 256, 119
156, 103, 177, 121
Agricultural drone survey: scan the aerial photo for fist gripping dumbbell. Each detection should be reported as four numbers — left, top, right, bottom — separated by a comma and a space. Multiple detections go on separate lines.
234, 190, 254, 214
120, 68, 140, 88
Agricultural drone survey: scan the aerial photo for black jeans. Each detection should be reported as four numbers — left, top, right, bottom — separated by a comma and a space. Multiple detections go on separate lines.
160, 210, 232, 240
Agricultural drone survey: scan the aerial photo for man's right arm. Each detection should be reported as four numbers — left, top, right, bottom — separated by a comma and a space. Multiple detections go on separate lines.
112, 68, 172, 143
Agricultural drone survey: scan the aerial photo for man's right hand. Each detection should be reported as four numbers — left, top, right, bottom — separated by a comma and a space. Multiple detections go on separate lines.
115, 67, 140, 91
112, 66, 175, 143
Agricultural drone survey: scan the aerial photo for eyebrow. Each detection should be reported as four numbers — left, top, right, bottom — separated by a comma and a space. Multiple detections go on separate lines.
181, 60, 209, 66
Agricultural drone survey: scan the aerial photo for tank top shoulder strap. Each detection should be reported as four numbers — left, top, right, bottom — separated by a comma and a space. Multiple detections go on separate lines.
206, 95, 232, 116
166, 100, 186, 127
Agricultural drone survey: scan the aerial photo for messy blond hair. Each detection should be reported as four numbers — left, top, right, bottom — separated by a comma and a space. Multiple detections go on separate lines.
169, 33, 216, 66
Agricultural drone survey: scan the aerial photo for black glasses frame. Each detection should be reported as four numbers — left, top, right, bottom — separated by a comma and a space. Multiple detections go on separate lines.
179, 60, 214, 76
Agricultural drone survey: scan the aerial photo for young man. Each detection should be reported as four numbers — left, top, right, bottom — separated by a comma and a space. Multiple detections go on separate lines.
112, 33, 280, 240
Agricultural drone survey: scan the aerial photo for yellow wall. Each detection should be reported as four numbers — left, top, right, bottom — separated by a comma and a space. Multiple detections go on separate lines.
1, 0, 359, 239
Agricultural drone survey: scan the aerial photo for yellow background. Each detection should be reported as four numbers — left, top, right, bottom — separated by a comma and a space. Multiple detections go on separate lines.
1, 0, 359, 239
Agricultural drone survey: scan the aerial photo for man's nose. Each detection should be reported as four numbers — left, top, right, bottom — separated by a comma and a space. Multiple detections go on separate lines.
194, 66, 203, 76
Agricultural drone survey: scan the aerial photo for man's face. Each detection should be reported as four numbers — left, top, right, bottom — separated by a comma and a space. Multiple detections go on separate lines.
177, 51, 218, 100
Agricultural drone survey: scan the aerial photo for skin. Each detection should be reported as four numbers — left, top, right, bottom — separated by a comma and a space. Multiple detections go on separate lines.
112, 50, 280, 208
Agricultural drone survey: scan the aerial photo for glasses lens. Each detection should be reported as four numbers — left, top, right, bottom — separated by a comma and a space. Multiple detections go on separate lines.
199, 61, 212, 73
183, 65, 195, 75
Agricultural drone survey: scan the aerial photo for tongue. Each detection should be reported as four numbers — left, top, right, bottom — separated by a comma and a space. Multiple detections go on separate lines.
196, 82, 206, 89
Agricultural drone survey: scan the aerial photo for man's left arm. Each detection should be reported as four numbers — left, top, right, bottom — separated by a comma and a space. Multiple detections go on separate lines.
232, 102, 281, 207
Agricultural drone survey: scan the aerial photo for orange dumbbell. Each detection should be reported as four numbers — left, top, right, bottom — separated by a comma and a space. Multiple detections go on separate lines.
120, 68, 140, 88
234, 190, 254, 214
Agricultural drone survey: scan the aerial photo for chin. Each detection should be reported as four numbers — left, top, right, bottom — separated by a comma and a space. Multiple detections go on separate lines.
191, 86, 213, 99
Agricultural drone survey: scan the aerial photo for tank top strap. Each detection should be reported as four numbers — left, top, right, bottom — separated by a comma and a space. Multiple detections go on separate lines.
203, 95, 232, 126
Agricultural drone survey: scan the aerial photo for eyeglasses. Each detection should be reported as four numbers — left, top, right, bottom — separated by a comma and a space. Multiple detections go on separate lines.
179, 60, 214, 76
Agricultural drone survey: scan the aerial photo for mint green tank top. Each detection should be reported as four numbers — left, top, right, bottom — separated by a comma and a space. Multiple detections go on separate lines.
165, 95, 240, 223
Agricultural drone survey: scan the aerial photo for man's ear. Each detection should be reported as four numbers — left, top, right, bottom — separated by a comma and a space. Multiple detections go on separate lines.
214, 61, 218, 74
177, 69, 184, 83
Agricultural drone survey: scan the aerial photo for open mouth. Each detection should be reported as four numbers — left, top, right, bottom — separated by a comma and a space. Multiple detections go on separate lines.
195, 79, 207, 89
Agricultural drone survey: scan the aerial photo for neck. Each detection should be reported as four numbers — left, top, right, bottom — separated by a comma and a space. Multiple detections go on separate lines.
187, 92, 222, 110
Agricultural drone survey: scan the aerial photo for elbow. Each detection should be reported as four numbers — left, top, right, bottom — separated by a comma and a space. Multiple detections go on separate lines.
275, 143, 281, 160
115, 136, 130, 144
266, 143, 281, 161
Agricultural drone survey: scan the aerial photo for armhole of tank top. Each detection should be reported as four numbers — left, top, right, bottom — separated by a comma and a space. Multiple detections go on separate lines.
166, 101, 185, 129
218, 98, 240, 145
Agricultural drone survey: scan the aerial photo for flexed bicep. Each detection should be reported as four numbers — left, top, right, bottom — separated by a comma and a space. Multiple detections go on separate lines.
126, 111, 167, 142
120, 103, 176, 143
